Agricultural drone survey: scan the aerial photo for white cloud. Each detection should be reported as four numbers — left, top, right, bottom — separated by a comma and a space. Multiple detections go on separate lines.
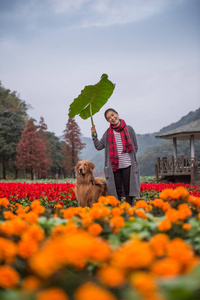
52, 0, 186, 27
52, 0, 91, 13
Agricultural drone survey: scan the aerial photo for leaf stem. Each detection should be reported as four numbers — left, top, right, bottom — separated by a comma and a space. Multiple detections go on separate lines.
90, 104, 96, 136
90, 104, 94, 126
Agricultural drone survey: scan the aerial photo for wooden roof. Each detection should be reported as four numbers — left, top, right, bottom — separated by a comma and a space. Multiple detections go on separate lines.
155, 119, 200, 140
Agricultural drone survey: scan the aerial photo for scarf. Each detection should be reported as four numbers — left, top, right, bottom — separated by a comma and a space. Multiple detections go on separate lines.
107, 119, 134, 172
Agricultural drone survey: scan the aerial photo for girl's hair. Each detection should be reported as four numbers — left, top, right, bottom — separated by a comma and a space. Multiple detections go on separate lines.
104, 108, 118, 120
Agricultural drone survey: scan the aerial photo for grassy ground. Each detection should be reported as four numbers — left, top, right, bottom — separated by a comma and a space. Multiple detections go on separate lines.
0, 176, 156, 184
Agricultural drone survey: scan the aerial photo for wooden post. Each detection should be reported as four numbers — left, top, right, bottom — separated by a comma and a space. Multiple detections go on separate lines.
155, 164, 158, 179
157, 157, 160, 175
173, 137, 177, 159
172, 156, 175, 173
190, 134, 195, 159
181, 155, 184, 173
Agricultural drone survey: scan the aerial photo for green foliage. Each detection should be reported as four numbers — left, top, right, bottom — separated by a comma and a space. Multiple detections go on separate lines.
0, 110, 25, 179
46, 131, 65, 171
117, 216, 158, 242
39, 216, 67, 235
68, 74, 115, 125
159, 264, 200, 300
0, 110, 24, 158
0, 82, 30, 121
187, 218, 200, 255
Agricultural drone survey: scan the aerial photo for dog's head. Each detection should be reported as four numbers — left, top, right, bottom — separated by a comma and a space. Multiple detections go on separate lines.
75, 160, 95, 175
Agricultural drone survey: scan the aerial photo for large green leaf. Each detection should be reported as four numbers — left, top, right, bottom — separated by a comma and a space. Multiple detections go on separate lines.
68, 74, 115, 121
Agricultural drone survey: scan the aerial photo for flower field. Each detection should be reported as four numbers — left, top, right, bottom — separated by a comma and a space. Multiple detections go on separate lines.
0, 182, 200, 300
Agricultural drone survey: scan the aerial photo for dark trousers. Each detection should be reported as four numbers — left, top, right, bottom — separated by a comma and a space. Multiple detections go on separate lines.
113, 166, 133, 205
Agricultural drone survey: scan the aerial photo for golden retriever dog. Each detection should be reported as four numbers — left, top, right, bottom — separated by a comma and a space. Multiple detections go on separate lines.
75, 160, 108, 207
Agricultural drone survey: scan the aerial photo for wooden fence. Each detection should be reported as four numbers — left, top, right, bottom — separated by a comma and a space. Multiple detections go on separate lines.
155, 155, 200, 185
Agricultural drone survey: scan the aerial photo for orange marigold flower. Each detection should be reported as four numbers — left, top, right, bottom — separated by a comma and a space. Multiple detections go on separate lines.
89, 238, 111, 263
90, 203, 110, 219
134, 200, 150, 212
188, 196, 200, 208
98, 196, 120, 207
23, 211, 39, 223
177, 203, 192, 220
111, 207, 122, 216
0, 265, 20, 289
172, 186, 189, 200
151, 198, 164, 208
182, 223, 191, 231
36, 288, 69, 300
18, 239, 38, 259
135, 209, 148, 219
151, 257, 181, 277
55, 204, 63, 210
62, 221, 78, 234
166, 238, 197, 271
112, 239, 154, 270
152, 199, 171, 212
110, 216, 125, 229
88, 223, 103, 236
98, 265, 125, 287
22, 275, 41, 291
16, 207, 27, 216
22, 224, 45, 242
30, 230, 111, 277
120, 201, 131, 211
165, 209, 179, 222
159, 189, 174, 201
162, 202, 171, 212
149, 234, 169, 257
158, 219, 172, 232
3, 211, 16, 220
98, 196, 110, 205
30, 200, 45, 214
51, 224, 68, 237
0, 237, 17, 264
0, 217, 27, 236
51, 222, 78, 237
130, 271, 157, 295
74, 282, 117, 300
127, 208, 135, 216
81, 215, 93, 227
0, 198, 9, 207
62, 207, 83, 219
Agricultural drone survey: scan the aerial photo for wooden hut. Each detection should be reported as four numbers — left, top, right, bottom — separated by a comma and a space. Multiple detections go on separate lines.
155, 119, 200, 186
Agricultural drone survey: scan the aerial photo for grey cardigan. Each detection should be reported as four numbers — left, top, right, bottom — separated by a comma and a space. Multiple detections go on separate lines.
92, 125, 140, 198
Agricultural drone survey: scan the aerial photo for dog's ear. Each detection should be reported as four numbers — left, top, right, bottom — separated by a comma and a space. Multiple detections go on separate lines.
75, 161, 80, 173
89, 162, 95, 171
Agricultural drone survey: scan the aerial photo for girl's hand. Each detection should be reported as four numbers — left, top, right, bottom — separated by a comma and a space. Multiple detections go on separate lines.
91, 125, 96, 134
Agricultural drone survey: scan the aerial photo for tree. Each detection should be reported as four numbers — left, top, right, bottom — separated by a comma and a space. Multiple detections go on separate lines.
16, 120, 50, 180
37, 116, 53, 170
0, 110, 24, 179
0, 82, 30, 122
46, 132, 65, 179
0, 82, 31, 179
62, 118, 85, 178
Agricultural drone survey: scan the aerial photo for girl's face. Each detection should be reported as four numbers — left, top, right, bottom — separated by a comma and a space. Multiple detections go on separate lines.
106, 110, 120, 126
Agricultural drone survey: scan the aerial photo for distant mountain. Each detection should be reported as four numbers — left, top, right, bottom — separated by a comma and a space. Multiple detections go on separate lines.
159, 108, 200, 133
80, 107, 200, 176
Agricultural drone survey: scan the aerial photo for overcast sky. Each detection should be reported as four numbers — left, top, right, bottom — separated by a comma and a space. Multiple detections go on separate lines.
0, 0, 200, 138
